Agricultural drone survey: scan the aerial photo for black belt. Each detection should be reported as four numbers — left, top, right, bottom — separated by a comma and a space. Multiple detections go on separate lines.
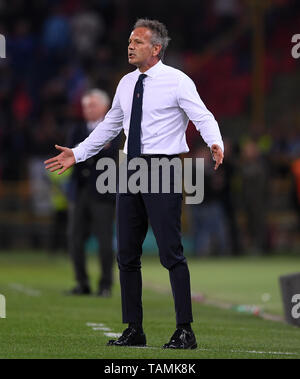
140, 154, 180, 159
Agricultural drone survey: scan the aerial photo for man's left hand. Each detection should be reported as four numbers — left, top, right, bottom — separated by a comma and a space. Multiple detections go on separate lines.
211, 144, 224, 170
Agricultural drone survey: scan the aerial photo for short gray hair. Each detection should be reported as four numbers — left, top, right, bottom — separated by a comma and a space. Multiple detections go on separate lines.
133, 18, 170, 59
82, 89, 110, 107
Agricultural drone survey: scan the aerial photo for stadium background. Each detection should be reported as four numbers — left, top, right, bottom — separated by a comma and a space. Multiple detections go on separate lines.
1, 0, 300, 255
0, 0, 300, 360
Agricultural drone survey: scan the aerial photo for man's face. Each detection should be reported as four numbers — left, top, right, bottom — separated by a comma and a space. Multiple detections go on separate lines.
82, 95, 107, 122
128, 27, 160, 69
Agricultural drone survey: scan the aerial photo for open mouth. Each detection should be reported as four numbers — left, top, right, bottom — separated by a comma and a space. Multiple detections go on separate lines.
128, 53, 135, 58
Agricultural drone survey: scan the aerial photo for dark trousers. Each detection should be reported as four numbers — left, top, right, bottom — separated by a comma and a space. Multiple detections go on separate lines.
116, 156, 193, 325
68, 187, 115, 290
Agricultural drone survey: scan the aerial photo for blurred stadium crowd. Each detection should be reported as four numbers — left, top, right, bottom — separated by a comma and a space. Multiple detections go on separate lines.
0, 0, 300, 255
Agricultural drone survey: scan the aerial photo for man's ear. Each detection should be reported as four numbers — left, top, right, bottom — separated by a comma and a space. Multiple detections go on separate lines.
152, 44, 162, 57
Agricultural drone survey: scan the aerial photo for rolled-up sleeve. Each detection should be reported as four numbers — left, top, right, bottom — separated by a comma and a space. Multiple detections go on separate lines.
72, 84, 124, 163
177, 75, 224, 152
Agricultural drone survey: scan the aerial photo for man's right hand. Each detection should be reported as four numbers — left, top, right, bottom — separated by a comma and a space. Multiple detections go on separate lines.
44, 145, 76, 175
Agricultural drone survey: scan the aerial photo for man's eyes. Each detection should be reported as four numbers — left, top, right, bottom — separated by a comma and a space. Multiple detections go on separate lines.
128, 40, 143, 44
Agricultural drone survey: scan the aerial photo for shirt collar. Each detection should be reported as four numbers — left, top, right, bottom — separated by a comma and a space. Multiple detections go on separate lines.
137, 59, 163, 78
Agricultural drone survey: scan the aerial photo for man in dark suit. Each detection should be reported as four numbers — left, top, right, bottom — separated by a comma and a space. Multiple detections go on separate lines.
45, 20, 224, 349
66, 89, 121, 297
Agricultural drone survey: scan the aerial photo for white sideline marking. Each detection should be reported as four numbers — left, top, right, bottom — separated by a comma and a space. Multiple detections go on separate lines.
87, 322, 120, 338
198, 348, 298, 356
8, 283, 41, 297
93, 327, 111, 331
104, 332, 122, 338
229, 349, 298, 356
130, 347, 298, 356
111, 346, 298, 356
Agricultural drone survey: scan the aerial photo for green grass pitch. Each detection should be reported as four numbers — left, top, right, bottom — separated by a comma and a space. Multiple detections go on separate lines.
0, 252, 300, 359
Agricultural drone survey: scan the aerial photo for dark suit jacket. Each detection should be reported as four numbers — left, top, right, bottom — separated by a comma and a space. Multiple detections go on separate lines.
67, 121, 122, 202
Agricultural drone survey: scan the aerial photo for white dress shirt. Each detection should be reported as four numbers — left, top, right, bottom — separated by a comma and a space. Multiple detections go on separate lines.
86, 120, 101, 133
73, 60, 224, 163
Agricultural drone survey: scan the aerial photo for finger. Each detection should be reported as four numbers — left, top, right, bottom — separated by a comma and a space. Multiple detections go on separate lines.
49, 164, 63, 172
214, 157, 223, 170
55, 144, 66, 152
216, 152, 223, 161
45, 161, 61, 170
57, 166, 68, 175
44, 156, 60, 164
212, 150, 220, 161
215, 149, 223, 159
213, 148, 221, 157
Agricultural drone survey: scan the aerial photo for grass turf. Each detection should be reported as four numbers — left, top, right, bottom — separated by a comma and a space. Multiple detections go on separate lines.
0, 252, 300, 359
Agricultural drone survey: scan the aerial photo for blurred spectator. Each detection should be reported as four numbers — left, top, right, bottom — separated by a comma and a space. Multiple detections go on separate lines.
12, 84, 32, 122
71, 4, 104, 60
213, 0, 239, 17
66, 89, 121, 297
28, 156, 52, 249
219, 139, 241, 255
291, 158, 300, 226
42, 5, 71, 54
7, 20, 36, 81
188, 145, 230, 257
239, 140, 268, 254
47, 168, 72, 253
213, 0, 240, 31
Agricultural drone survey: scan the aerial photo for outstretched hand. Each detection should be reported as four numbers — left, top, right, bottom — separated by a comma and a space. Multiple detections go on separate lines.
44, 145, 76, 175
211, 144, 224, 170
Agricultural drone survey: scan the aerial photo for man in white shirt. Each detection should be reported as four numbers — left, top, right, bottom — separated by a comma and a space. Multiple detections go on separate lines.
45, 18, 224, 349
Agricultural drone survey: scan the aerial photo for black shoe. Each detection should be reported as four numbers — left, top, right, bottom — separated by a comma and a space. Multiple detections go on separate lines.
96, 288, 112, 298
64, 285, 91, 296
107, 327, 146, 347
163, 328, 197, 349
